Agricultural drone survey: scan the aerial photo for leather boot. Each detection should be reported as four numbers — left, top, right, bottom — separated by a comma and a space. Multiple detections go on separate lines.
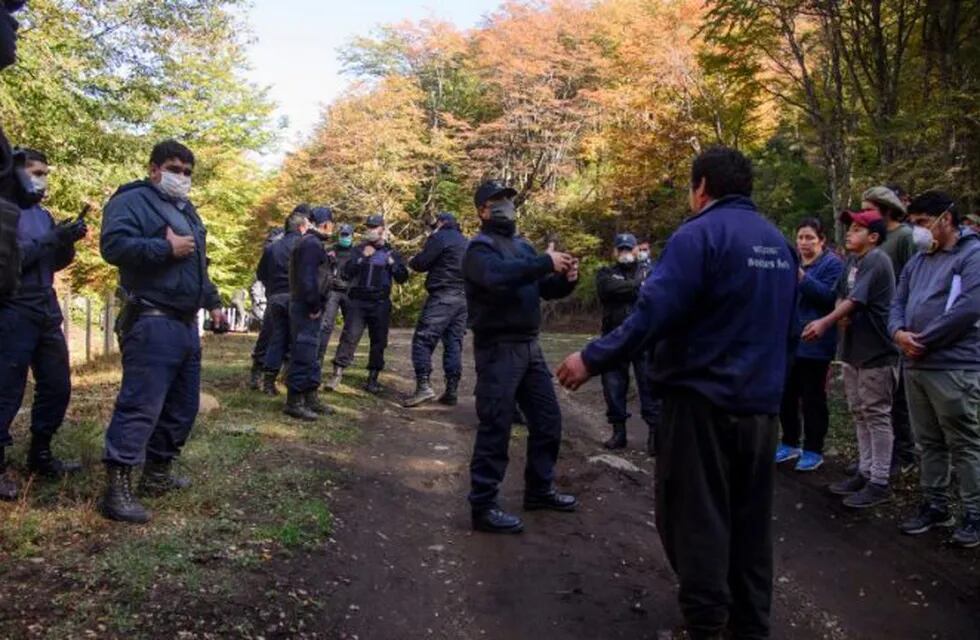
249, 363, 262, 390
304, 390, 334, 416
262, 371, 279, 396
284, 389, 318, 421
139, 459, 191, 497
0, 448, 19, 502
438, 375, 460, 406
472, 507, 524, 534
403, 375, 436, 408
324, 365, 344, 391
364, 369, 383, 394
100, 463, 150, 523
27, 436, 82, 478
603, 422, 627, 450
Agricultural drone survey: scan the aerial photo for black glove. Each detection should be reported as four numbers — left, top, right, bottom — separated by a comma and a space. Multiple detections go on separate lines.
55, 219, 87, 244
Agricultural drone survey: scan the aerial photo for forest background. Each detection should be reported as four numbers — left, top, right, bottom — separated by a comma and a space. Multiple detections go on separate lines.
3, 0, 977, 320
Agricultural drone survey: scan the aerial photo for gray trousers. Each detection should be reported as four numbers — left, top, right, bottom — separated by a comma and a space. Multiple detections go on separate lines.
842, 364, 897, 485
905, 368, 980, 515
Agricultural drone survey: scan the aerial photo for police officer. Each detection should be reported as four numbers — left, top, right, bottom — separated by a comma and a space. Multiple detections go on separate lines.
0, 1, 27, 300
284, 206, 335, 420
465, 180, 579, 534
595, 232, 660, 451
316, 222, 355, 369
327, 214, 409, 394
255, 209, 309, 394
404, 211, 468, 408
557, 147, 797, 639
0, 148, 86, 501
98, 139, 228, 523
248, 226, 286, 389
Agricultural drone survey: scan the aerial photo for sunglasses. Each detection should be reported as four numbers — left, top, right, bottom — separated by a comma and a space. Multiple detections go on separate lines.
163, 165, 193, 177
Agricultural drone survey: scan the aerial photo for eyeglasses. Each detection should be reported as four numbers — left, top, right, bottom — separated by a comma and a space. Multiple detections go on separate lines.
163, 165, 193, 177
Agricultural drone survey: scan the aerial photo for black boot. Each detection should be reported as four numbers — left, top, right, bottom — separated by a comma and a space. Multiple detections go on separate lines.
284, 389, 319, 421
27, 436, 82, 478
139, 459, 191, 497
438, 375, 460, 406
403, 375, 436, 408
603, 423, 627, 450
324, 365, 344, 392
364, 369, 383, 394
262, 371, 280, 396
100, 463, 150, 523
0, 448, 19, 502
304, 390, 334, 416
249, 363, 262, 390
472, 507, 524, 534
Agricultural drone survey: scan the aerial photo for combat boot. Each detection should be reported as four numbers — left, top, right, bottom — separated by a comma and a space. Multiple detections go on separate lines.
262, 371, 279, 396
324, 365, 344, 391
304, 390, 334, 416
603, 422, 627, 450
438, 375, 460, 406
284, 389, 318, 421
403, 375, 436, 408
139, 459, 191, 497
26, 436, 82, 478
100, 463, 150, 523
249, 363, 262, 390
0, 448, 19, 502
364, 369, 383, 394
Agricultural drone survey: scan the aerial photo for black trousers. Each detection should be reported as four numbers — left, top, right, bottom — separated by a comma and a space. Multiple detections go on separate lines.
332, 298, 391, 372
468, 340, 562, 509
656, 387, 777, 640
778, 357, 831, 454
600, 351, 661, 428
250, 304, 274, 366
410, 291, 467, 378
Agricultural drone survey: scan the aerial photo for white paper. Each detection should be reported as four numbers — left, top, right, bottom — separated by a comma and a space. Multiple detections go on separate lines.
945, 274, 962, 312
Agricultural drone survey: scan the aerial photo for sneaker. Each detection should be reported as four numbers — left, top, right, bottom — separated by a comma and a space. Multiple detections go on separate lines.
842, 481, 891, 509
899, 503, 955, 535
845, 460, 859, 476
951, 513, 980, 548
774, 444, 802, 464
829, 474, 867, 496
794, 451, 824, 472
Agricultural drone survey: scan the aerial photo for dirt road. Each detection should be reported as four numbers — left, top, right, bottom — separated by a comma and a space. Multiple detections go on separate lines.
295, 331, 980, 640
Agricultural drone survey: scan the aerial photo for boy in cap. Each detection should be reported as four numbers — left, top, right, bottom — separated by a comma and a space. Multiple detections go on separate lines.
804, 209, 898, 508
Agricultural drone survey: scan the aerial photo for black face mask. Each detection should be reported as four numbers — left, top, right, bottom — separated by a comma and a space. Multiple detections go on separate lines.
481, 218, 516, 238
0, 9, 20, 71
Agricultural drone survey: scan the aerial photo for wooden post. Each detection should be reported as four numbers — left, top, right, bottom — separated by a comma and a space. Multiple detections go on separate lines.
62, 283, 71, 354
85, 297, 92, 362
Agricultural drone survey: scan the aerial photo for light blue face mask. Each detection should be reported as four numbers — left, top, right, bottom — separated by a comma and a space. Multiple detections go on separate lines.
339, 235, 353, 248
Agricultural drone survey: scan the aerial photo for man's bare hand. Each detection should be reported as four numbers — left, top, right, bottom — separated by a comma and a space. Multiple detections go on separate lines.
166, 226, 195, 259
801, 318, 829, 342
363, 244, 376, 258
556, 351, 591, 390
546, 242, 573, 274
566, 258, 580, 282
894, 330, 926, 359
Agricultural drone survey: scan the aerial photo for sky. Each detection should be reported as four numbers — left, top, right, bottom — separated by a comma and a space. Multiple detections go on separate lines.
242, 0, 501, 166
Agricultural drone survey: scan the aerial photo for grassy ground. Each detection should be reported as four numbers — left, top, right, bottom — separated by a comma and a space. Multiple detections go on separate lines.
0, 333, 383, 637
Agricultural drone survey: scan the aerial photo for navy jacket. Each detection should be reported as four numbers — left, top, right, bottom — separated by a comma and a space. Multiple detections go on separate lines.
101, 180, 221, 315
343, 242, 409, 301
581, 196, 798, 415
256, 230, 302, 297
289, 231, 330, 315
794, 250, 844, 361
0, 204, 73, 323
463, 227, 577, 347
889, 228, 980, 370
596, 261, 643, 334
409, 223, 468, 295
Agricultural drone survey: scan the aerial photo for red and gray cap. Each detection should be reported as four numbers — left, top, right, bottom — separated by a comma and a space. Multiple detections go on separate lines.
839, 209, 884, 227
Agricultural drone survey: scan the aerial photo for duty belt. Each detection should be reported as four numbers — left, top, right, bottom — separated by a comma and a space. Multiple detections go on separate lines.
139, 307, 198, 324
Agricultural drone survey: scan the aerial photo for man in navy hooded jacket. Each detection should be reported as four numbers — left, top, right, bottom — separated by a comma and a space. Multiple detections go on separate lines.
99, 139, 227, 524
558, 147, 798, 640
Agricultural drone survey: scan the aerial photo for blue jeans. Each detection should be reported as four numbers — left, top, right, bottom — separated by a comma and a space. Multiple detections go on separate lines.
103, 315, 201, 466
600, 352, 661, 427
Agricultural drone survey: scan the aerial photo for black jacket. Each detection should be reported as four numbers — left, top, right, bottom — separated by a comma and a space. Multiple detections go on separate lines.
596, 261, 644, 334
343, 242, 409, 301
327, 243, 355, 292
409, 223, 467, 295
463, 227, 577, 347
256, 230, 303, 297
289, 231, 330, 314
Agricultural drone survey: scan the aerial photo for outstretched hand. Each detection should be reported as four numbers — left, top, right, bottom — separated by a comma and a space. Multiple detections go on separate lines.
545, 242, 573, 274
556, 351, 591, 391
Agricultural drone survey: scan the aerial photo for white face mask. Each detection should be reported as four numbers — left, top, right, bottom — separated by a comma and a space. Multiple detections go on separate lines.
159, 171, 191, 201
637, 250, 650, 262
30, 175, 48, 194
365, 228, 383, 244
617, 253, 636, 265
912, 225, 934, 252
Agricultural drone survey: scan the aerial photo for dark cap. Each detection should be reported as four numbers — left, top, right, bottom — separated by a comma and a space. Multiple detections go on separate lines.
292, 203, 311, 215
474, 180, 517, 209
365, 213, 385, 228
435, 211, 456, 225
309, 206, 333, 225
338, 223, 354, 236
614, 233, 637, 249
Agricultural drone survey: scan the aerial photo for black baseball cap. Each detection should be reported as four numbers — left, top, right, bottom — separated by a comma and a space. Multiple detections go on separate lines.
338, 223, 354, 236
614, 233, 637, 249
365, 213, 385, 228
309, 206, 333, 224
435, 211, 456, 225
474, 180, 517, 209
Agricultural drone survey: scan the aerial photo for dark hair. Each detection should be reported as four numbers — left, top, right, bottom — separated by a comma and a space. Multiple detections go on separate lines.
292, 203, 311, 215
691, 146, 753, 199
150, 139, 195, 167
15, 147, 47, 166
908, 190, 959, 225
867, 219, 888, 245
796, 217, 825, 239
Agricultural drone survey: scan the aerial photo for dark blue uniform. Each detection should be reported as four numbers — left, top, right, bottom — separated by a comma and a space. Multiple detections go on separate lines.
332, 243, 409, 372
464, 225, 576, 509
581, 196, 798, 639
316, 242, 353, 365
409, 222, 468, 379
100, 180, 221, 466
0, 205, 74, 449
256, 230, 303, 374
287, 231, 331, 392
